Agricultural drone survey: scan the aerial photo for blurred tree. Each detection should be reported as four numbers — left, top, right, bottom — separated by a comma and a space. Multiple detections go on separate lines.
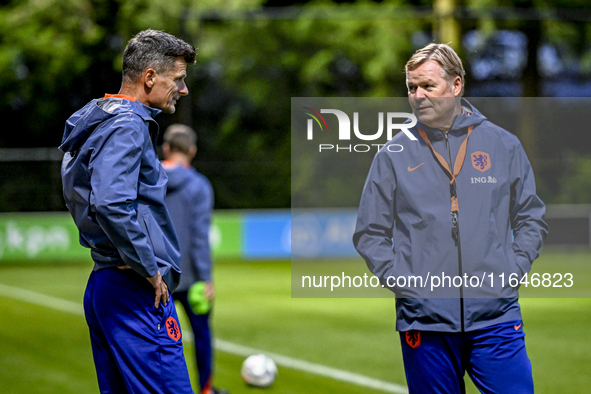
0, 0, 104, 148
434, 0, 460, 49
177, 0, 419, 208
463, 0, 591, 205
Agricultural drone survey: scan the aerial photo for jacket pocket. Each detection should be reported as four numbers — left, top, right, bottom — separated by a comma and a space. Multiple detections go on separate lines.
138, 207, 167, 261
506, 247, 524, 278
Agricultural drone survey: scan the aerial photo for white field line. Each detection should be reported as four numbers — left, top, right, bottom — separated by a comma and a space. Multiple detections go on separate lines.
0, 282, 84, 316
0, 282, 408, 394
213, 339, 408, 393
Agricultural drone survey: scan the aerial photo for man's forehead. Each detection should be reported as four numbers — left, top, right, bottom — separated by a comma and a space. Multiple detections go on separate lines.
174, 58, 187, 70
407, 74, 438, 84
168, 58, 187, 76
406, 73, 439, 85
407, 61, 445, 83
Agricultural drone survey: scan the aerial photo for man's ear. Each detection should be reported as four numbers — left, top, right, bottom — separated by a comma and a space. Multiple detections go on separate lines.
188, 145, 197, 160
452, 76, 462, 97
162, 143, 170, 158
144, 68, 157, 89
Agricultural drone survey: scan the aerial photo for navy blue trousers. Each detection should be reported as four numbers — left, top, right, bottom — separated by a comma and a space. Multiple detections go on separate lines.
175, 290, 213, 393
84, 268, 194, 394
400, 320, 533, 394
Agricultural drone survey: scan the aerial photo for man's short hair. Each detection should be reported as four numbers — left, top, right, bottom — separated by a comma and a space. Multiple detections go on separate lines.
405, 43, 465, 94
163, 124, 197, 155
122, 29, 196, 84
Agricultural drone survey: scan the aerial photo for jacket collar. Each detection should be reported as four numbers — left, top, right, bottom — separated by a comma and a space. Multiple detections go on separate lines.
102, 93, 161, 120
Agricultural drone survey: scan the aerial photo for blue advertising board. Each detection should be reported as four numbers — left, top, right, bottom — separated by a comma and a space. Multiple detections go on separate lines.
242, 210, 360, 260
291, 209, 358, 259
243, 211, 292, 259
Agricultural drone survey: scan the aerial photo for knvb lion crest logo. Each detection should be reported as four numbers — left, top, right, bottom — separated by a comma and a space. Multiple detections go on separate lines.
405, 330, 421, 349
471, 151, 491, 172
166, 316, 181, 342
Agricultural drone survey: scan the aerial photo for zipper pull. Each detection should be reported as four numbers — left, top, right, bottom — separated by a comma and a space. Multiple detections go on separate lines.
450, 182, 459, 242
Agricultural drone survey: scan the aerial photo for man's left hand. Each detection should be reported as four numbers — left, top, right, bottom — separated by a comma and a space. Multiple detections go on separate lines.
204, 281, 215, 302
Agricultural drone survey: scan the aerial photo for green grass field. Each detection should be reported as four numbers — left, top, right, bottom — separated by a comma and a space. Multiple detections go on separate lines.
0, 250, 590, 393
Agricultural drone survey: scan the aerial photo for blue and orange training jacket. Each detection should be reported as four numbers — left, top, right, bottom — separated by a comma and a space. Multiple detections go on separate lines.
353, 99, 548, 333
59, 95, 182, 291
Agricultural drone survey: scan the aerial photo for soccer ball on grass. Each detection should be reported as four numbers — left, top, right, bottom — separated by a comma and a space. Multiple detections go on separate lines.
241, 354, 278, 388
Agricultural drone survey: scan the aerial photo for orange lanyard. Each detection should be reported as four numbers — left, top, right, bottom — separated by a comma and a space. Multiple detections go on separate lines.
417, 126, 473, 213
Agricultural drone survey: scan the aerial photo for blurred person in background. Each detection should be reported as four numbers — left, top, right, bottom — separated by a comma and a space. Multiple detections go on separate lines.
162, 124, 227, 394
60, 29, 197, 393
354, 43, 547, 394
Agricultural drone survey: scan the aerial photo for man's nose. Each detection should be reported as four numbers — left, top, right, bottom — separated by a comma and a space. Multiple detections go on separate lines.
179, 81, 189, 96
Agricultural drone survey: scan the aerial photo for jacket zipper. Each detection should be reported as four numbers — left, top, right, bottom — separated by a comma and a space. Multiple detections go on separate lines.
443, 131, 465, 333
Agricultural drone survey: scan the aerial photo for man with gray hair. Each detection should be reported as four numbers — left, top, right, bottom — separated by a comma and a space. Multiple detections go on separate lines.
354, 43, 547, 393
60, 29, 196, 393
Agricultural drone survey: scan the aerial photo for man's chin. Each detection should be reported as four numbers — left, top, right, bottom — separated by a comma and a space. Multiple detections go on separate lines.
162, 105, 176, 114
416, 115, 435, 127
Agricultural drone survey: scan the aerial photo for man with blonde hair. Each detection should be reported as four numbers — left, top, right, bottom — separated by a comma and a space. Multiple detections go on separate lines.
354, 43, 547, 393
